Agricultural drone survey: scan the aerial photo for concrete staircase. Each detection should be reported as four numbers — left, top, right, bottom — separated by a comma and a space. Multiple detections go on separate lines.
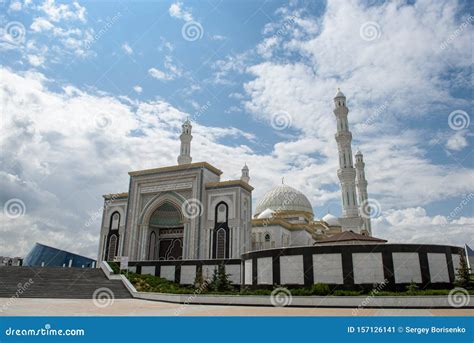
0, 266, 132, 299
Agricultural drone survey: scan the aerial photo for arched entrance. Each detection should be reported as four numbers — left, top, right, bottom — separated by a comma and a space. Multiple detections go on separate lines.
147, 202, 184, 260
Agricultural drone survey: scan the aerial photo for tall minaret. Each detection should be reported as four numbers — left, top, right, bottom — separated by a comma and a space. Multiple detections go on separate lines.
177, 119, 192, 165
240, 163, 250, 183
333, 89, 363, 232
355, 149, 372, 235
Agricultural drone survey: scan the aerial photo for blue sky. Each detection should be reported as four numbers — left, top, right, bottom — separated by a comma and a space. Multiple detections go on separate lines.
0, 0, 473, 258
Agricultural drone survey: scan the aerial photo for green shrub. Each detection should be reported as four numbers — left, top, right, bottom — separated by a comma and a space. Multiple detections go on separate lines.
108, 261, 120, 274
405, 281, 419, 295
127, 272, 194, 294
311, 283, 330, 296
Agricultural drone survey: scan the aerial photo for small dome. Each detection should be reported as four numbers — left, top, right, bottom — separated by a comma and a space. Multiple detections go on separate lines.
255, 184, 313, 217
334, 88, 345, 98
322, 213, 340, 226
257, 208, 275, 219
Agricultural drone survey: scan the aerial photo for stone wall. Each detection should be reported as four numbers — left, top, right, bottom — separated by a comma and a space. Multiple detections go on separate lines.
241, 244, 465, 290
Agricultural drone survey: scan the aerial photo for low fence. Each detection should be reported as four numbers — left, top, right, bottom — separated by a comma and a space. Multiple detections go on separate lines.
241, 243, 465, 291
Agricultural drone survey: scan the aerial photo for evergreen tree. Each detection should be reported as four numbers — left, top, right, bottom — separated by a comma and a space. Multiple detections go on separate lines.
209, 264, 233, 292
455, 254, 471, 288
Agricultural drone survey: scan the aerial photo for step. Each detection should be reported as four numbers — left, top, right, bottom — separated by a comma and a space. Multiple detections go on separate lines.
0, 267, 132, 299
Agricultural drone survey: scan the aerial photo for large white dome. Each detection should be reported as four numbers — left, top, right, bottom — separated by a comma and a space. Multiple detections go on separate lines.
322, 213, 340, 226
255, 184, 313, 216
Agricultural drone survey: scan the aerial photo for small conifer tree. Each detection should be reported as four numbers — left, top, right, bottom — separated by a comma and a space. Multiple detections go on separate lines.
455, 254, 471, 288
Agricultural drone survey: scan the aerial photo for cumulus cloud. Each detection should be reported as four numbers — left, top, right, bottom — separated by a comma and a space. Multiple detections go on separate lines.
445, 130, 469, 151
169, 1, 193, 21
38, 0, 87, 23
121, 42, 133, 55
373, 206, 474, 247
0, 68, 262, 257
148, 56, 183, 81
2, 0, 472, 257
237, 0, 474, 209
148, 67, 174, 81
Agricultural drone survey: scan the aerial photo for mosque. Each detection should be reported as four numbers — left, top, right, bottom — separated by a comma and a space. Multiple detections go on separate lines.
97, 90, 464, 290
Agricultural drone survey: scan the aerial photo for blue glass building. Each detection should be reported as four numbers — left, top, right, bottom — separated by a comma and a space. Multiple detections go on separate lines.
23, 243, 96, 268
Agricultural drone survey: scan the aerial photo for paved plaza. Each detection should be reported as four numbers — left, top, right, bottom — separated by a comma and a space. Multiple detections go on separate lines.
0, 298, 472, 316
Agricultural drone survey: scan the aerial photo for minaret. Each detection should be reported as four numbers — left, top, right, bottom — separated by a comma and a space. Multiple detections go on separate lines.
240, 163, 250, 183
355, 149, 372, 236
177, 119, 192, 165
333, 89, 363, 232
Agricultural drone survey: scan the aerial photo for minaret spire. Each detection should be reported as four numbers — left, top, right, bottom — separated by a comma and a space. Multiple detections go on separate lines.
333, 89, 363, 232
241, 163, 250, 183
177, 118, 192, 165
355, 150, 372, 236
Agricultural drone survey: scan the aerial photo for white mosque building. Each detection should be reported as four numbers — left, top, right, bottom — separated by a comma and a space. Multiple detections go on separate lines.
98, 89, 373, 262
97, 90, 465, 290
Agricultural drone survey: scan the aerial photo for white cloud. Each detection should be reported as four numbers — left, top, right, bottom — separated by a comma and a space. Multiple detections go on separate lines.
148, 56, 183, 81
446, 130, 469, 151
27, 54, 45, 67
122, 42, 133, 55
39, 0, 87, 23
0, 68, 262, 257
9, 1, 23, 11
373, 207, 474, 247
237, 0, 473, 210
169, 1, 193, 21
148, 67, 174, 81
133, 85, 142, 94
30, 17, 55, 32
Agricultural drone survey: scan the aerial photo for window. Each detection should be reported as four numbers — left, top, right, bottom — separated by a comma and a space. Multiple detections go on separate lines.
216, 228, 226, 258
217, 203, 227, 223
107, 234, 118, 261
111, 212, 120, 231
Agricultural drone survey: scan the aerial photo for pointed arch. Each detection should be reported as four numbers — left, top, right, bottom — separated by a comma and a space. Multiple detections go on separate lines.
139, 191, 188, 226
